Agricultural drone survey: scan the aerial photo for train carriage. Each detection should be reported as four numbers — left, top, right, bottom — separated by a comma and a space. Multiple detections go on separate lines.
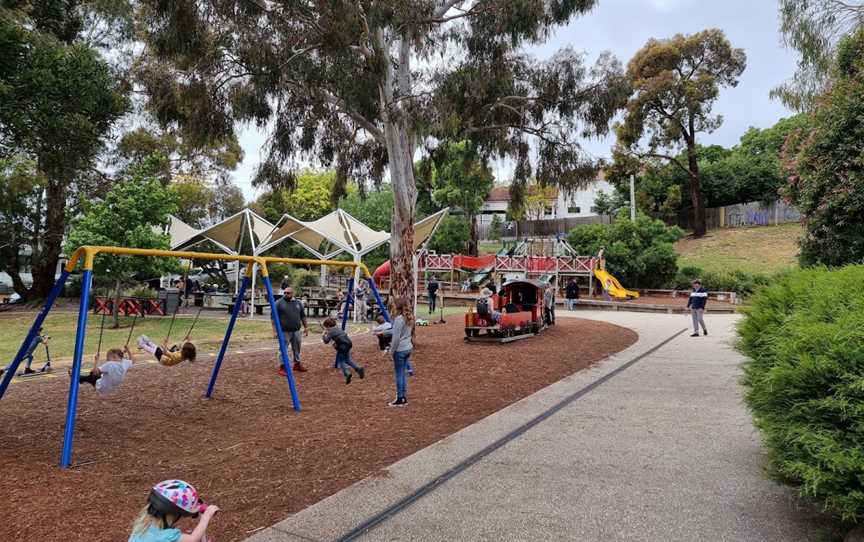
464, 279, 548, 343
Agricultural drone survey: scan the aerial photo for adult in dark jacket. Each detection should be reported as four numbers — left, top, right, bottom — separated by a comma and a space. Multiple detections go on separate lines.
565, 278, 580, 310
275, 287, 309, 373
427, 276, 439, 313
686, 279, 708, 337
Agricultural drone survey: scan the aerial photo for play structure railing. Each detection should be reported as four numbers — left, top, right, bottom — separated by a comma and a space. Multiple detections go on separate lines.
0, 246, 388, 468
421, 253, 595, 275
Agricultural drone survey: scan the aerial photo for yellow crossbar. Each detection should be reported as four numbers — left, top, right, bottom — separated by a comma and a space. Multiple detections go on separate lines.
64, 246, 372, 278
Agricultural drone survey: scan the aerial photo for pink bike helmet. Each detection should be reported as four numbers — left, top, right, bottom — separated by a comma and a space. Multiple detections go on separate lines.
148, 480, 207, 523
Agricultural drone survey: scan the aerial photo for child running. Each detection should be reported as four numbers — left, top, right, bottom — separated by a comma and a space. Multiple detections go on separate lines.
372, 315, 393, 355
322, 317, 365, 384
129, 479, 219, 542
137, 335, 196, 366
77, 347, 134, 396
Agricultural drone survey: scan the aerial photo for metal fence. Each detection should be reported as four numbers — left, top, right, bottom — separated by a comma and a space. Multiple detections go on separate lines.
677, 200, 801, 231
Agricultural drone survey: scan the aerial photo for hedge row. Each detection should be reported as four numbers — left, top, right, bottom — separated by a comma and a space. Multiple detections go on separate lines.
738, 265, 864, 521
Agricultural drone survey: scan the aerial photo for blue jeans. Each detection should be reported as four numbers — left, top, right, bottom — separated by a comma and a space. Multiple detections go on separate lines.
393, 349, 411, 399
335, 350, 360, 376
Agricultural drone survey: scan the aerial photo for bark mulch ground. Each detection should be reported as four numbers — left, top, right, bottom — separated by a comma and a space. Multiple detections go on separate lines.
0, 317, 637, 541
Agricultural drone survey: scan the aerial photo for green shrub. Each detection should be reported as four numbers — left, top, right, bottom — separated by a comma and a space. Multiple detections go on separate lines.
567, 215, 684, 288
738, 265, 864, 521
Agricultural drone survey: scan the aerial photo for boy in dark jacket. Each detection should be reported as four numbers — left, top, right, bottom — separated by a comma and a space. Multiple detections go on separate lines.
322, 317, 365, 384
686, 279, 708, 337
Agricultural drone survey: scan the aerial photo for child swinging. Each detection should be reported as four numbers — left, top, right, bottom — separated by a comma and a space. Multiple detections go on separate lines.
137, 304, 201, 366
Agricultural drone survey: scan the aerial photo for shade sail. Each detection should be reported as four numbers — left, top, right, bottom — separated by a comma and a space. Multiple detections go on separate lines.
257, 207, 449, 259
171, 209, 275, 254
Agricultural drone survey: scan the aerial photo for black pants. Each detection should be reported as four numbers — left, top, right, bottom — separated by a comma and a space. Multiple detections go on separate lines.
378, 335, 392, 351
545, 307, 555, 326
428, 294, 437, 313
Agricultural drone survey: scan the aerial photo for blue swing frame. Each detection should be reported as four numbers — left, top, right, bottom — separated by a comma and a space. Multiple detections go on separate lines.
0, 246, 386, 468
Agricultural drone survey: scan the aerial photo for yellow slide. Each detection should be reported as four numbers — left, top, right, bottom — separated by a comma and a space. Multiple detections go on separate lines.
594, 269, 640, 299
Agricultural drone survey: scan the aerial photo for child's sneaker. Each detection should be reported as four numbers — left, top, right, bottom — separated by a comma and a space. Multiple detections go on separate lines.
23, 368, 36, 375
388, 397, 407, 407
345, 372, 352, 385
703, 330, 708, 336
357, 367, 365, 379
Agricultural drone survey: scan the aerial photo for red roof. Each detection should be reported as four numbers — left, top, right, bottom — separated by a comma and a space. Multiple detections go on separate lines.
485, 185, 559, 203
487, 186, 511, 202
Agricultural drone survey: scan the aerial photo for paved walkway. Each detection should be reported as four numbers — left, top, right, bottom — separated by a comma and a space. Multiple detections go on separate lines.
246, 311, 828, 542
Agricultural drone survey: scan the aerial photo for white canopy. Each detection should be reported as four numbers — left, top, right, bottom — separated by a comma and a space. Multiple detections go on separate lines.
256, 207, 449, 259
171, 209, 275, 255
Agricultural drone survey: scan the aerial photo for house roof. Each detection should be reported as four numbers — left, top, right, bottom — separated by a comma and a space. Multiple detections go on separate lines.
484, 185, 559, 203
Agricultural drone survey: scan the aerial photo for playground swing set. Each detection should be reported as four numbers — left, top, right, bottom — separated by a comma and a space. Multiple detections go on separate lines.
0, 245, 389, 469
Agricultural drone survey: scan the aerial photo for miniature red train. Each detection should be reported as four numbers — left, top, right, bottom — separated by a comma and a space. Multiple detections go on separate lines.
464, 279, 547, 342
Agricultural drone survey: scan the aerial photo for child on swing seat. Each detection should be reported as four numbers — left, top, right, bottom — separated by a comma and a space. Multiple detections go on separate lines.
372, 315, 393, 354
77, 347, 134, 396
322, 317, 365, 385
137, 335, 197, 366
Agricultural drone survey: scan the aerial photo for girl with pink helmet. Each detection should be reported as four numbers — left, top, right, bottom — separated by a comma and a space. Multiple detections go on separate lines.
129, 479, 220, 542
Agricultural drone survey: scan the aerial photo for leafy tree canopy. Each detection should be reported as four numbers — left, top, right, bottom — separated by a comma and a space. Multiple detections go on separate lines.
774, 0, 864, 111
783, 28, 864, 266
616, 28, 746, 236
0, 3, 129, 298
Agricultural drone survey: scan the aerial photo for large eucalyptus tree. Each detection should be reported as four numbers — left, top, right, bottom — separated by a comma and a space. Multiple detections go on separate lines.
135, 0, 628, 311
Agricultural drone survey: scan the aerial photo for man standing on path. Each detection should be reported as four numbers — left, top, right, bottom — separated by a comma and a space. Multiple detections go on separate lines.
687, 279, 708, 337
275, 287, 309, 374
543, 277, 556, 326
565, 277, 580, 311
427, 275, 439, 314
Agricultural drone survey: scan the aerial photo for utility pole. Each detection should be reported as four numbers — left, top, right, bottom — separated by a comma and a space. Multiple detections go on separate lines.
629, 174, 636, 221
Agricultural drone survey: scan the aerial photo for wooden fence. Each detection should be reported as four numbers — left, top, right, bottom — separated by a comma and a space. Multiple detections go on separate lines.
677, 200, 801, 231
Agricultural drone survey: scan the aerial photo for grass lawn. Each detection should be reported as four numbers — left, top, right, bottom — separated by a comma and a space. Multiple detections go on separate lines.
479, 241, 504, 255
675, 223, 803, 275
0, 311, 281, 366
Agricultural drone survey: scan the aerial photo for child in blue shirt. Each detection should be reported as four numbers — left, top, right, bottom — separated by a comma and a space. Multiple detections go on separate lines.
129, 480, 219, 542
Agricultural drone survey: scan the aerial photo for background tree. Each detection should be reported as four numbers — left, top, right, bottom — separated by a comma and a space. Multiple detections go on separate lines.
0, 157, 46, 295
135, 0, 628, 323
170, 175, 215, 228
488, 214, 503, 241
419, 141, 494, 256
774, 0, 864, 111
427, 216, 470, 255
115, 127, 243, 184
783, 28, 864, 266
591, 190, 621, 217
567, 215, 683, 288
252, 170, 336, 223
65, 159, 179, 328
616, 29, 746, 237
0, 3, 129, 299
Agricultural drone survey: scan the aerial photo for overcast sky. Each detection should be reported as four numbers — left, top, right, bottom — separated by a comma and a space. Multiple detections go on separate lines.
231, 0, 799, 200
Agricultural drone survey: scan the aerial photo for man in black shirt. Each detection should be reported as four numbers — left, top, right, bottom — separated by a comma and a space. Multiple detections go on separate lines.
275, 287, 309, 373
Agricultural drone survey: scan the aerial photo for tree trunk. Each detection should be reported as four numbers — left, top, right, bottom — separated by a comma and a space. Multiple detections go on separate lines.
378, 33, 417, 327
468, 213, 479, 256
687, 140, 706, 237
112, 278, 122, 329
30, 180, 67, 298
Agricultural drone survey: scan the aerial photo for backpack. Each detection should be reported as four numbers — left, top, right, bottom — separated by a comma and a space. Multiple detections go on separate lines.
476, 297, 491, 317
